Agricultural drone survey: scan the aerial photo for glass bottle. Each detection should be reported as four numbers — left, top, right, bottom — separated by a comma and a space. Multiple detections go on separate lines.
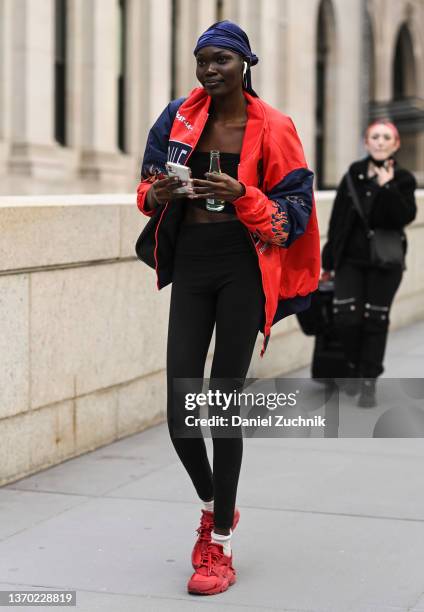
206, 150, 226, 212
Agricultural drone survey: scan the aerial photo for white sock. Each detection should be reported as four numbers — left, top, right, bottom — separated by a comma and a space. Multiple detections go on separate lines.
203, 498, 214, 512
211, 529, 232, 556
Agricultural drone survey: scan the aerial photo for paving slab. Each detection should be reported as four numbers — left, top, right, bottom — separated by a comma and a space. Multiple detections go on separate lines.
0, 490, 89, 541
0, 498, 423, 611
0, 320, 423, 612
5, 426, 176, 497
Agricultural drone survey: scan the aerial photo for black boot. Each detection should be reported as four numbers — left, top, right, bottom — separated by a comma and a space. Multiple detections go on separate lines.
357, 378, 377, 408
344, 362, 360, 396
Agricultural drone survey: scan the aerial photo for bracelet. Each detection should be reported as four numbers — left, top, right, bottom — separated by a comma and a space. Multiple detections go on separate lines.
232, 182, 246, 201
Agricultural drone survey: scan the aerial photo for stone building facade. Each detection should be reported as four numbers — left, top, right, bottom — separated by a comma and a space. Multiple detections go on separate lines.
0, 0, 423, 195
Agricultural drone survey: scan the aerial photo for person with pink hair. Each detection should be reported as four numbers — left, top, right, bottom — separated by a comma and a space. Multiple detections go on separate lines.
321, 120, 417, 406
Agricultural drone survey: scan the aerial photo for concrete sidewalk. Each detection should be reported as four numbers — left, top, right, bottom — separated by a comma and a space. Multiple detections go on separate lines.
1, 321, 424, 611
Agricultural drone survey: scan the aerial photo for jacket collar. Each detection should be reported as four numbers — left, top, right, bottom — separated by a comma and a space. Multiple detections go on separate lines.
168, 87, 265, 167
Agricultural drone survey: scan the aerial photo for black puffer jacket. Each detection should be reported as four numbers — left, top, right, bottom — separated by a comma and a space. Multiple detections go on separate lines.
322, 157, 417, 270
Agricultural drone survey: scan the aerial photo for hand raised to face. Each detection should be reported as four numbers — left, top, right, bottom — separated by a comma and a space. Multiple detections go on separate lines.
371, 159, 395, 187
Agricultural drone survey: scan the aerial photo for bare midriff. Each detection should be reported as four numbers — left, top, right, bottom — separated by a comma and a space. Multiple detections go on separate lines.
183, 206, 237, 224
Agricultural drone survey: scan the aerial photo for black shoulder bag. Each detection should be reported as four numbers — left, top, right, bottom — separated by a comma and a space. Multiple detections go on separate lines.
345, 171, 405, 270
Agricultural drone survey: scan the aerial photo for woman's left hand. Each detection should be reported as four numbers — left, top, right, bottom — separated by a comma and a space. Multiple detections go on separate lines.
189, 172, 245, 202
372, 159, 395, 187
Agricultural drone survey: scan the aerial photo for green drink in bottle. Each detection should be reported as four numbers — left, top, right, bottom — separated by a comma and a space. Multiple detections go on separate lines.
206, 150, 225, 212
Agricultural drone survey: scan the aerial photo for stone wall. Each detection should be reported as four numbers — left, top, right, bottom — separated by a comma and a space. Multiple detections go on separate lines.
1, 191, 423, 485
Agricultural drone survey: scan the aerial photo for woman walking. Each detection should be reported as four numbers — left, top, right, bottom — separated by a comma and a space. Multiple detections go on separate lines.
321, 120, 417, 407
136, 20, 319, 595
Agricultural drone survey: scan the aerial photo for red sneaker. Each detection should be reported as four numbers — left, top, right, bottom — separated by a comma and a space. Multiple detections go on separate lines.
191, 508, 240, 569
187, 542, 236, 595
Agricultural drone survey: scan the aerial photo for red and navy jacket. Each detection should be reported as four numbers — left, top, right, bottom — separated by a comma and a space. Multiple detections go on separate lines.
136, 87, 320, 357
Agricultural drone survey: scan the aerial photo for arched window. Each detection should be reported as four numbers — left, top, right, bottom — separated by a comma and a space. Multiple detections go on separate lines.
315, 0, 337, 189
393, 24, 416, 100
390, 22, 421, 183
54, 0, 67, 145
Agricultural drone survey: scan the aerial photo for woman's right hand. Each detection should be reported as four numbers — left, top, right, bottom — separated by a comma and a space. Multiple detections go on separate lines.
149, 176, 189, 206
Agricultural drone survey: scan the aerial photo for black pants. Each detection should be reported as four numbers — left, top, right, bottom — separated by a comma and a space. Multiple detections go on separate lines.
166, 221, 264, 529
333, 261, 402, 378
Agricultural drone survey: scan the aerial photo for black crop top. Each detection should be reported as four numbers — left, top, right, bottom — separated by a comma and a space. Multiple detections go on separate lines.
186, 151, 240, 214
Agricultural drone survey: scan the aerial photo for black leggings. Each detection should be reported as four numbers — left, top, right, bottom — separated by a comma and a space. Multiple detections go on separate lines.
334, 261, 403, 378
166, 221, 265, 529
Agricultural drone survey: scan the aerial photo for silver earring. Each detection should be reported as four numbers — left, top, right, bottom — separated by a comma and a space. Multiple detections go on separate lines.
243, 61, 248, 77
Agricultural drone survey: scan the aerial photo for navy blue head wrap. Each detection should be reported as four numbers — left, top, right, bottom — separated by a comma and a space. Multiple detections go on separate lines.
193, 20, 259, 97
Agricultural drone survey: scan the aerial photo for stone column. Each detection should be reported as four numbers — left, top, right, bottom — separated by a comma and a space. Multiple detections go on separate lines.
222, 0, 239, 22
124, 0, 174, 183
137, 0, 172, 133
224, 0, 262, 94
372, 38, 393, 104
76, 0, 125, 182
66, 0, 83, 150
258, 0, 286, 109
178, 0, 264, 97
7, 0, 64, 178
69, 0, 137, 186
147, 0, 172, 125
174, 0, 216, 99
284, 0, 319, 171
122, 0, 143, 179
332, 0, 362, 183
0, 0, 13, 172
132, 0, 172, 174
367, 0, 401, 103
222, 0, 288, 108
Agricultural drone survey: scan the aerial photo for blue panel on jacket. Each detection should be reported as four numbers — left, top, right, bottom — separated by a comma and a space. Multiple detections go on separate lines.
266, 167, 314, 248
272, 294, 312, 326
141, 97, 186, 179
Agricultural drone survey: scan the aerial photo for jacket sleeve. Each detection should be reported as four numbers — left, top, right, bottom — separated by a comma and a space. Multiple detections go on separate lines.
136, 98, 184, 217
321, 173, 348, 271
370, 171, 417, 229
232, 118, 314, 248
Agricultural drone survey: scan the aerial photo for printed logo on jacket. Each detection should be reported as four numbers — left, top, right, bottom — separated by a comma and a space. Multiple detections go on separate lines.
167, 141, 193, 165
